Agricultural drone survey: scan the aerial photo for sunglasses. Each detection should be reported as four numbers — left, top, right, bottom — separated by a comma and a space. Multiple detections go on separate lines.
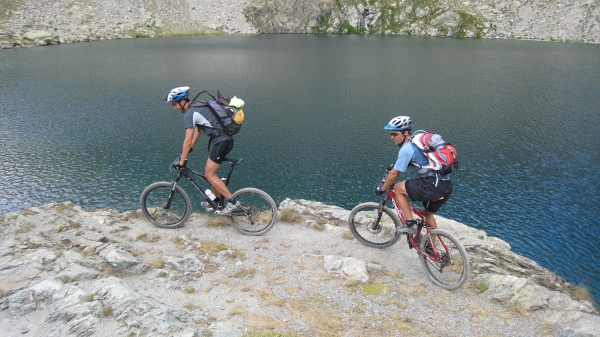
390, 132, 403, 137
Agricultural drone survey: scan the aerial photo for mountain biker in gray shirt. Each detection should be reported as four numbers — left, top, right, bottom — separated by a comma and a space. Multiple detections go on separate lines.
165, 86, 241, 215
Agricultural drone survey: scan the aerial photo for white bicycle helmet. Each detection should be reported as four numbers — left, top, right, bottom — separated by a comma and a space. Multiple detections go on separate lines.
165, 86, 190, 103
384, 116, 413, 131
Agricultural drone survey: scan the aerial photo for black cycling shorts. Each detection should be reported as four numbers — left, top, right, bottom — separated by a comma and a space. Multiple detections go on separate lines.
405, 176, 453, 213
209, 139, 234, 164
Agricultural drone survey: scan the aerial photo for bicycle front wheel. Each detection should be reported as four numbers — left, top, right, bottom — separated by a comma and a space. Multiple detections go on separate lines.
140, 182, 192, 229
348, 202, 401, 248
228, 188, 277, 236
419, 229, 470, 290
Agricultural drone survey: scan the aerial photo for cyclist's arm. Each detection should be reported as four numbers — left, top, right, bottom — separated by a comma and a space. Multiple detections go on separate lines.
180, 127, 195, 165
381, 143, 413, 191
381, 169, 399, 191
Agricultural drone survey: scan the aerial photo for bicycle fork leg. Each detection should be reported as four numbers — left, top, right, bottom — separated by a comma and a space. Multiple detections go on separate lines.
164, 182, 179, 209
372, 205, 386, 231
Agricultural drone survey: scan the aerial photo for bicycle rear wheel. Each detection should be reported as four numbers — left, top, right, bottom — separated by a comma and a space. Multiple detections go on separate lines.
228, 188, 277, 236
419, 229, 470, 290
348, 202, 401, 248
140, 182, 192, 228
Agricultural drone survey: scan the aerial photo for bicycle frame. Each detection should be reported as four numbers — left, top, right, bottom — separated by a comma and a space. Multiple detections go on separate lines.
168, 158, 240, 211
385, 188, 448, 261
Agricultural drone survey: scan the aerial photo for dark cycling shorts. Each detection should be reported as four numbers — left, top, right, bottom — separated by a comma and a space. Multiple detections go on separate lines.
405, 176, 453, 213
209, 138, 234, 164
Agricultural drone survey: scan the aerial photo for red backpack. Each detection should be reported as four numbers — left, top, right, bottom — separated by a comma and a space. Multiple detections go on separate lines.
410, 130, 458, 175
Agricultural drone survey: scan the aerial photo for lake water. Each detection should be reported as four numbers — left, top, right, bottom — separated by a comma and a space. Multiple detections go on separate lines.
1, 35, 599, 302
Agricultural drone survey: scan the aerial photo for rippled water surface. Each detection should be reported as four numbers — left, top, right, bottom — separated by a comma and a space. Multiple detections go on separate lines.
1, 35, 599, 302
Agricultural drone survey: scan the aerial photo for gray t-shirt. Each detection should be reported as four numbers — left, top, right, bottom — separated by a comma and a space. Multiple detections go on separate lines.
183, 102, 232, 143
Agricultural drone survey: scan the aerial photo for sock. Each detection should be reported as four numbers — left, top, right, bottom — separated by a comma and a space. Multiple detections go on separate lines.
406, 219, 419, 227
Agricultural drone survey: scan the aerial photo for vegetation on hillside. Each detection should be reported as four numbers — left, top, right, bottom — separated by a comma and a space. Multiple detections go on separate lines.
311, 0, 485, 37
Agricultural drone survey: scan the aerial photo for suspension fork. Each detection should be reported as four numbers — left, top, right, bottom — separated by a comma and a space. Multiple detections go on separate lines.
165, 170, 186, 209
370, 199, 387, 230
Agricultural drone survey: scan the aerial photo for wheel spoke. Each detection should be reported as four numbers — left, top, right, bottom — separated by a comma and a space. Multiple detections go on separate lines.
419, 229, 470, 290
348, 203, 400, 248
140, 182, 191, 228
228, 188, 277, 236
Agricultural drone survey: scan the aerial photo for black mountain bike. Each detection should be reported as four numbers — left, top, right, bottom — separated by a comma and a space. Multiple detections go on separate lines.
140, 156, 277, 236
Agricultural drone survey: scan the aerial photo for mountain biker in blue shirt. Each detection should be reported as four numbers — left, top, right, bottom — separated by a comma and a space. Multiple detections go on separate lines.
376, 116, 453, 234
165, 86, 241, 216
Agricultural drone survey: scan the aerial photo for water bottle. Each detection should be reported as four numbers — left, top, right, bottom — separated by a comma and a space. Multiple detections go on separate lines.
204, 189, 216, 201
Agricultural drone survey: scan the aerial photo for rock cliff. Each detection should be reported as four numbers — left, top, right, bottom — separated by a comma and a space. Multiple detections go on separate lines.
1, 0, 598, 49
1, 200, 598, 336
244, 0, 600, 42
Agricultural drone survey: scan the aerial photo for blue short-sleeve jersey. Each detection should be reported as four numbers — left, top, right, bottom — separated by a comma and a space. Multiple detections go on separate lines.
394, 142, 429, 173
394, 141, 451, 179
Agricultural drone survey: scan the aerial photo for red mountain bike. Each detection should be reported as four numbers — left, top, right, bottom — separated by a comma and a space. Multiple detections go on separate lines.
348, 166, 470, 290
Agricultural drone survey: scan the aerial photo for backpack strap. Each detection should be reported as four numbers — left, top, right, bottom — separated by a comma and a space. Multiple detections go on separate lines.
409, 130, 437, 170
409, 130, 445, 183
191, 90, 215, 102
192, 91, 231, 133
206, 100, 228, 130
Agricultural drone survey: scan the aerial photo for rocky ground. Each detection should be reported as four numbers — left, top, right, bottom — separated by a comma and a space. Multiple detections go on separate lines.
1, 199, 598, 337
0, 0, 598, 49
0, 0, 257, 48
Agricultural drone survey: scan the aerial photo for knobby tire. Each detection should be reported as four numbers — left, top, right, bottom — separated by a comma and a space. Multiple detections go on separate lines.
348, 202, 401, 248
419, 229, 470, 290
228, 188, 277, 236
140, 182, 192, 228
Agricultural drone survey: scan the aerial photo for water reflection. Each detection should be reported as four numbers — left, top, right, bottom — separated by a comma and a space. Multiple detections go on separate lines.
0, 35, 599, 301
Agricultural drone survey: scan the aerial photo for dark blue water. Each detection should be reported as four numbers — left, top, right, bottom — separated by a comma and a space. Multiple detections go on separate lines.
1, 35, 599, 302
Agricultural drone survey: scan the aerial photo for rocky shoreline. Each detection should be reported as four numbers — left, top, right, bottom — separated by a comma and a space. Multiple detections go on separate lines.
1, 199, 598, 336
0, 0, 599, 49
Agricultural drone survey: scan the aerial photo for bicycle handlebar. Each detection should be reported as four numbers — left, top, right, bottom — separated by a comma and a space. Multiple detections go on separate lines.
374, 164, 395, 196
170, 155, 188, 171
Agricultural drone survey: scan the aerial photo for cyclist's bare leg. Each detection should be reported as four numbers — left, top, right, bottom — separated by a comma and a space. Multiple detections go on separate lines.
425, 212, 437, 229
424, 212, 439, 251
393, 181, 414, 222
205, 159, 233, 200
395, 182, 438, 229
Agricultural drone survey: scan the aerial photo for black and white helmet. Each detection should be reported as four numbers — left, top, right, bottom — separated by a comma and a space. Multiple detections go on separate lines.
384, 116, 413, 131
